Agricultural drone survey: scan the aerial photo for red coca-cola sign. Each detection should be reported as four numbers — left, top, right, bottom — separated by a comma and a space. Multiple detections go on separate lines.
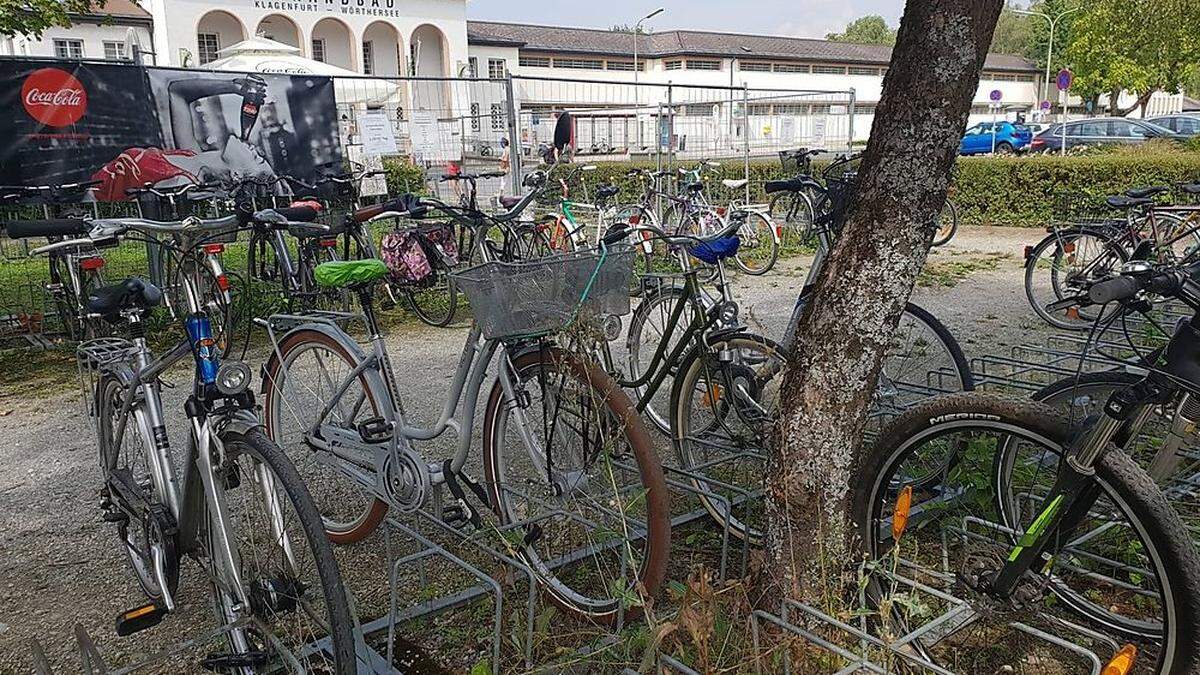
21, 68, 88, 127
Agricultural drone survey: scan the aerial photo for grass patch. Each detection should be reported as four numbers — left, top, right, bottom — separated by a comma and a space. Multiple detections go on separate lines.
917, 253, 1011, 288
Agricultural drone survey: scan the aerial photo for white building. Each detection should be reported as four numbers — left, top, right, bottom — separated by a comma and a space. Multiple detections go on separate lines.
0, 0, 154, 62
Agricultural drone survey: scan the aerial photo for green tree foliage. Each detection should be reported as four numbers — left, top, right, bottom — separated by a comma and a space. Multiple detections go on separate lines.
990, 2, 1035, 55
1022, 0, 1080, 74
1064, 0, 1200, 114
0, 0, 107, 38
825, 15, 896, 45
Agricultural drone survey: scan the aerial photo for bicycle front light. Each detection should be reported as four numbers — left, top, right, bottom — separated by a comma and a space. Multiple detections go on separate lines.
215, 361, 252, 396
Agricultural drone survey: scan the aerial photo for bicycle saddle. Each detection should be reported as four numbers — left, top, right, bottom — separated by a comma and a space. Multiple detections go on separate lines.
249, 204, 320, 227
4, 218, 89, 239
314, 259, 387, 289
87, 277, 163, 320
596, 184, 620, 200
1105, 195, 1154, 210
498, 195, 522, 209
721, 179, 748, 190
1126, 186, 1169, 199
1180, 183, 1200, 195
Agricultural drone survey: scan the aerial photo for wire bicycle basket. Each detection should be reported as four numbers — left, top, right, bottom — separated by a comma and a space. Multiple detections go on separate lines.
449, 245, 635, 341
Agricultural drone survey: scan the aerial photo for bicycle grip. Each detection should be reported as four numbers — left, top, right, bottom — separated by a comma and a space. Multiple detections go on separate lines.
4, 218, 90, 239
272, 205, 320, 223
1087, 276, 1140, 304
602, 224, 630, 246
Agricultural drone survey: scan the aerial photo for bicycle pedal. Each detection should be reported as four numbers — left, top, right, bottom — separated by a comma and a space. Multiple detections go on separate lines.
442, 504, 474, 532
101, 510, 128, 524
114, 603, 167, 636
199, 651, 271, 671
356, 417, 392, 443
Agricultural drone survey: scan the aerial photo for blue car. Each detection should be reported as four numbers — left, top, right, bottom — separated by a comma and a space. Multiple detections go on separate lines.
959, 121, 1033, 155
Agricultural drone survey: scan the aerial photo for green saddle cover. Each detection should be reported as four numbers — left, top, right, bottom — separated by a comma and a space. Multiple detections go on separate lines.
314, 259, 388, 288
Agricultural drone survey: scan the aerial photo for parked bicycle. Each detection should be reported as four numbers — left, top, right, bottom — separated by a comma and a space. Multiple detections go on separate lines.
71, 213, 355, 672
856, 258, 1200, 672
259, 178, 671, 625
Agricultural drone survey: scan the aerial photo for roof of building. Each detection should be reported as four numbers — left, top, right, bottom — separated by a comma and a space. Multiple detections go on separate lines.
466, 20, 1039, 72
1183, 96, 1200, 112
73, 0, 152, 20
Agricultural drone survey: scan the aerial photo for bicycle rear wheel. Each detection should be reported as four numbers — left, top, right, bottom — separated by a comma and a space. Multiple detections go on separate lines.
207, 428, 356, 673
731, 210, 778, 275
1024, 228, 1128, 330
406, 262, 458, 327
931, 199, 958, 247
855, 393, 1200, 674
482, 346, 670, 625
767, 191, 815, 249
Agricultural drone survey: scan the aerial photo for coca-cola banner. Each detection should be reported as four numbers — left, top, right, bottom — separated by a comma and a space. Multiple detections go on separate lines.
0, 59, 342, 201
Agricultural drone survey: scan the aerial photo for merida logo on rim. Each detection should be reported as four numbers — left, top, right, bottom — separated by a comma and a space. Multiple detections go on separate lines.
21, 67, 88, 127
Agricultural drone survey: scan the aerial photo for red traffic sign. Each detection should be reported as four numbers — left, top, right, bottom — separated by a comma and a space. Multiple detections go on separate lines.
989, 89, 1003, 102
1056, 68, 1073, 92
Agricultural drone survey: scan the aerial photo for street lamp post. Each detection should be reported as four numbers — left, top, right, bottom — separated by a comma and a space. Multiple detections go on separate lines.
1013, 6, 1083, 110
633, 7, 664, 88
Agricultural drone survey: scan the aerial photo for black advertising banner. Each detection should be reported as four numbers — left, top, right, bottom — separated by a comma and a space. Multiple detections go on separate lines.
0, 60, 161, 190
0, 60, 343, 201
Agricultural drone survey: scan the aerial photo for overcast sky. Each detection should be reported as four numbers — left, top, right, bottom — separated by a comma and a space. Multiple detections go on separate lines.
466, 1, 906, 40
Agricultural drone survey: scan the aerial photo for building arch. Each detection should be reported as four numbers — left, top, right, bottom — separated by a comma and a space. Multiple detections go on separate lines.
195, 10, 246, 65
255, 14, 301, 50
362, 21, 403, 76
311, 17, 355, 71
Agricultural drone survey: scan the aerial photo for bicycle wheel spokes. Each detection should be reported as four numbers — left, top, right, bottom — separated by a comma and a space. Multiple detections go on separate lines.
264, 335, 383, 539
674, 336, 784, 543
868, 424, 1169, 671
485, 349, 667, 621
209, 432, 349, 672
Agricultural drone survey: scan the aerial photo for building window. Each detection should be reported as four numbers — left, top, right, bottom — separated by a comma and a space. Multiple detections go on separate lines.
773, 104, 805, 114
362, 41, 374, 74
312, 38, 326, 63
467, 56, 478, 77
606, 60, 637, 71
488, 58, 507, 79
1015, 74, 1035, 82
813, 65, 847, 75
848, 66, 877, 76
53, 38, 84, 59
553, 57, 602, 70
773, 63, 808, 73
747, 104, 772, 115
740, 62, 772, 72
490, 103, 504, 131
686, 59, 720, 71
102, 40, 128, 60
519, 55, 550, 68
664, 60, 682, 71
682, 104, 711, 116
196, 34, 219, 64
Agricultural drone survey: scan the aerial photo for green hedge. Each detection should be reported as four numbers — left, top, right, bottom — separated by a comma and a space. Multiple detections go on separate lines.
382, 151, 1200, 227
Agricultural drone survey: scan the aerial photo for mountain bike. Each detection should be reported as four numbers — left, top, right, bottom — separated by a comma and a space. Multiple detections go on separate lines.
1025, 183, 1200, 330
70, 214, 355, 672
855, 260, 1200, 673
259, 184, 671, 625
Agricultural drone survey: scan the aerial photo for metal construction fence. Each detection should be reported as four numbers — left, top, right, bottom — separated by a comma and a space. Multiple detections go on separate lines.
0, 58, 854, 344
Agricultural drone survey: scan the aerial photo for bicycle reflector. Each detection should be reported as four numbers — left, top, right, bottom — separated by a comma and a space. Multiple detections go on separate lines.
79, 256, 105, 271
892, 485, 913, 542
203, 244, 226, 254
318, 237, 338, 248
1101, 644, 1137, 675
215, 274, 230, 291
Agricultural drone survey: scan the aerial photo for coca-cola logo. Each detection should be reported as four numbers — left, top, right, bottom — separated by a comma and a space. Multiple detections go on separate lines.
21, 68, 88, 127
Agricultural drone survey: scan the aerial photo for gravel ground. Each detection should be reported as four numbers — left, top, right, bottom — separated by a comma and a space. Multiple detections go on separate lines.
0, 225, 1052, 673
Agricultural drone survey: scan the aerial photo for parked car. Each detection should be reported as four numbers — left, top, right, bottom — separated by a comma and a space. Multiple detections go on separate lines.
1146, 114, 1200, 137
1030, 117, 1188, 152
959, 121, 1032, 155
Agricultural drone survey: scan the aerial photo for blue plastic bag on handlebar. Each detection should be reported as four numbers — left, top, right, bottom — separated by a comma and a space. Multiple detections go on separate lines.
688, 236, 740, 264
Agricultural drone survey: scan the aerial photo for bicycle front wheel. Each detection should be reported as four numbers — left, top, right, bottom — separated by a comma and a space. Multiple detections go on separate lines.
482, 346, 670, 625
855, 393, 1200, 674
1024, 228, 1128, 330
767, 191, 815, 249
208, 427, 356, 673
731, 210, 779, 275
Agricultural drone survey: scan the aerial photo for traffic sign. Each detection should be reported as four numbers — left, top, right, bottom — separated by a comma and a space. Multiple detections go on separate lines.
1056, 68, 1073, 92
1040, 100, 1052, 111
989, 89, 1003, 102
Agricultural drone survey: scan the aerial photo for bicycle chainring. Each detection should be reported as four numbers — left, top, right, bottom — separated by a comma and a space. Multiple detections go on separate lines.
382, 444, 430, 513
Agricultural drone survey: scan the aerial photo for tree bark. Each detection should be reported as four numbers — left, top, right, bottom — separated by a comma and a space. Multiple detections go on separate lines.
763, 0, 1004, 604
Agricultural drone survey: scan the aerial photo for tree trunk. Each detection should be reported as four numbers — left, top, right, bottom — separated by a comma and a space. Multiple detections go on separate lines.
763, 0, 1004, 605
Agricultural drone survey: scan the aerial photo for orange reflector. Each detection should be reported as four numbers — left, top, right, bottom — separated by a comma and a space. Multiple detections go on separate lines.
203, 243, 225, 254
79, 256, 105, 271
701, 384, 723, 407
1101, 644, 1137, 675
1063, 242, 1075, 254
892, 485, 913, 542
318, 237, 337, 248
215, 274, 230, 291
1066, 307, 1081, 320
716, 207, 727, 216
775, 224, 783, 239
123, 604, 157, 620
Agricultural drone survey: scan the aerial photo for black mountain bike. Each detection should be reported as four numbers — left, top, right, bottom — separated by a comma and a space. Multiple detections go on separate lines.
857, 259, 1200, 673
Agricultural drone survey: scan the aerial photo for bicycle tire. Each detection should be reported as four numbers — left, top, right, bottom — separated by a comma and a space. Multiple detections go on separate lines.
854, 393, 1200, 674
767, 191, 815, 249
261, 327, 390, 544
625, 283, 708, 434
482, 346, 670, 625
210, 427, 356, 674
931, 199, 959, 247
406, 260, 459, 327
732, 210, 779, 275
1024, 227, 1129, 331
